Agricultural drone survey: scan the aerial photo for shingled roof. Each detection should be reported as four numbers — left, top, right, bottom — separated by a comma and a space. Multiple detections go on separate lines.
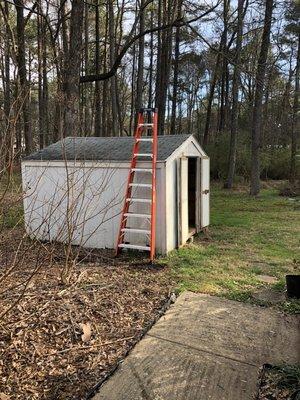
24, 135, 192, 162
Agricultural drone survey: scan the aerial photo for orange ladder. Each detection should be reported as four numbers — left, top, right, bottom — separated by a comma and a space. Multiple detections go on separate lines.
116, 108, 158, 261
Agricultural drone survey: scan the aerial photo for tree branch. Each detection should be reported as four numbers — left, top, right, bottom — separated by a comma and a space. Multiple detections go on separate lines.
80, 1, 221, 83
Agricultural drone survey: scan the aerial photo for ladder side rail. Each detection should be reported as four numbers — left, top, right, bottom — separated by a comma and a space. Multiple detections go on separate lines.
115, 113, 144, 254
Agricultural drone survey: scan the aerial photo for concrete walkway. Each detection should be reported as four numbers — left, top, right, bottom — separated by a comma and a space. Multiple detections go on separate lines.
93, 292, 300, 400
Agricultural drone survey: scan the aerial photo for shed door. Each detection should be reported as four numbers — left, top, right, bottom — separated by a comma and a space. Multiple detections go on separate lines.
200, 157, 210, 228
177, 156, 189, 246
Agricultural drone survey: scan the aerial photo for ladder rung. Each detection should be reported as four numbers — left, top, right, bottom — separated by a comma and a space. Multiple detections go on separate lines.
121, 228, 150, 234
138, 123, 153, 127
134, 153, 153, 157
131, 168, 152, 173
118, 244, 151, 251
126, 198, 151, 203
129, 183, 152, 188
124, 213, 151, 219
136, 138, 153, 142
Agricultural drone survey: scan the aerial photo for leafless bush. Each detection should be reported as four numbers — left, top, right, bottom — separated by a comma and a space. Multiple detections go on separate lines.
0, 139, 131, 318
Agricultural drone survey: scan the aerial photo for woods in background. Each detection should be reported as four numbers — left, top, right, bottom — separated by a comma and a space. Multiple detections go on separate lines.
0, 0, 299, 194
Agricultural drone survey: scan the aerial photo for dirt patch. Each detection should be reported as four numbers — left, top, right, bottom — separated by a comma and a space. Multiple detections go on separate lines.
253, 288, 286, 304
0, 230, 172, 400
256, 275, 278, 284
257, 364, 300, 400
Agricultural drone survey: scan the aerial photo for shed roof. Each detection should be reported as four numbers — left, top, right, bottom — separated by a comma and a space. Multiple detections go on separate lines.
24, 135, 194, 162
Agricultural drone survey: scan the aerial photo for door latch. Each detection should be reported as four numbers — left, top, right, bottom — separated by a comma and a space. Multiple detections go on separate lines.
202, 189, 210, 194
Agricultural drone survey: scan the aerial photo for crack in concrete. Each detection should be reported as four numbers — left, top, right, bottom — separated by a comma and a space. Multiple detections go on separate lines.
146, 332, 260, 369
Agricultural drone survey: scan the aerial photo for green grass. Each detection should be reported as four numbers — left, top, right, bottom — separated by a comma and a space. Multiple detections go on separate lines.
166, 184, 300, 312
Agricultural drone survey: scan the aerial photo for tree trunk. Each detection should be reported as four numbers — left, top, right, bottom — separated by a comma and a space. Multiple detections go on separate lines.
102, 11, 109, 136
108, 0, 119, 136
202, 33, 226, 147
3, 1, 11, 165
64, 0, 84, 137
42, 17, 49, 145
250, 0, 274, 195
134, 0, 145, 128
83, 1, 91, 136
224, 0, 244, 189
218, 0, 230, 133
170, 0, 182, 135
14, 0, 33, 154
37, 10, 44, 148
37, 4, 49, 148
94, 0, 102, 136
290, 33, 300, 184
155, 0, 174, 135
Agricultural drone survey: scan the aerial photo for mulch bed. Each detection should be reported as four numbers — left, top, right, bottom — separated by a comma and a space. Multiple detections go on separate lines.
0, 229, 173, 399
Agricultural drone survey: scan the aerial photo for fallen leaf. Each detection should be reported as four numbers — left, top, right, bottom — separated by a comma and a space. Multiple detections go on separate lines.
0, 394, 10, 400
79, 322, 92, 342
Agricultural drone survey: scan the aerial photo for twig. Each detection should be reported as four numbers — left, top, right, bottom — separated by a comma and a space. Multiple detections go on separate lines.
45, 336, 135, 356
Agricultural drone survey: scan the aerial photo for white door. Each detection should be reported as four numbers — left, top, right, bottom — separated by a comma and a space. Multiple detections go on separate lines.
177, 157, 189, 246
201, 157, 210, 228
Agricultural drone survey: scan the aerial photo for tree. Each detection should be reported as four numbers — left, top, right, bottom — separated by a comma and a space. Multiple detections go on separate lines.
63, 0, 84, 138
290, 33, 299, 184
170, 0, 182, 134
250, 0, 274, 195
14, 0, 33, 154
224, 0, 245, 188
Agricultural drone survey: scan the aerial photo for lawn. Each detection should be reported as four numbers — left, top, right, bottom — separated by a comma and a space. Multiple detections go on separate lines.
166, 183, 300, 312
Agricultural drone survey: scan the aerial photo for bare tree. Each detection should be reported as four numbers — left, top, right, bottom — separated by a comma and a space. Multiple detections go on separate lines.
290, 33, 299, 184
224, 0, 245, 188
250, 0, 274, 195
63, 0, 84, 138
14, 0, 33, 154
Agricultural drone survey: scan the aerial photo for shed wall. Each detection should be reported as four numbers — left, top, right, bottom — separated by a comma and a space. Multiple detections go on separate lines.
22, 161, 167, 254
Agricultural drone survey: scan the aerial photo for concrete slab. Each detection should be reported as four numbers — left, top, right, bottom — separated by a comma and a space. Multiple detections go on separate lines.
93, 293, 300, 400
95, 336, 259, 400
149, 292, 300, 366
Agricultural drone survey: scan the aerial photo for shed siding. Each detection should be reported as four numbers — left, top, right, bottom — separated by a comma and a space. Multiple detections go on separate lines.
22, 161, 166, 254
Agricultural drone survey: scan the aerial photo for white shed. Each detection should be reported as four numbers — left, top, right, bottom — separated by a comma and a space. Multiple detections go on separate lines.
21, 135, 209, 255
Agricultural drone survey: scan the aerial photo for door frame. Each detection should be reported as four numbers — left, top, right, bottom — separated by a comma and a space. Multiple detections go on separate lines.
176, 156, 188, 247
200, 156, 210, 228
177, 156, 201, 247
